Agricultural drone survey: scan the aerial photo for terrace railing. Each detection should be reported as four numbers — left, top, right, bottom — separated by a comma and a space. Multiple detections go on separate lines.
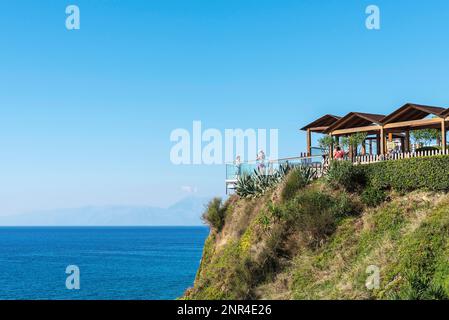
226, 154, 324, 181
352, 148, 449, 165
226, 147, 449, 193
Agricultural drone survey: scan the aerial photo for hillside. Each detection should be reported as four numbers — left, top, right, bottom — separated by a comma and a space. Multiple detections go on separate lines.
0, 197, 209, 226
184, 157, 449, 299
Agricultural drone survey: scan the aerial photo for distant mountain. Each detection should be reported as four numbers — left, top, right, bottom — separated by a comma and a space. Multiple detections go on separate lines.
0, 197, 211, 226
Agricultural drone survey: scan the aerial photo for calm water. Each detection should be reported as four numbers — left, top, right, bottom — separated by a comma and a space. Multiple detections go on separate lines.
0, 227, 209, 300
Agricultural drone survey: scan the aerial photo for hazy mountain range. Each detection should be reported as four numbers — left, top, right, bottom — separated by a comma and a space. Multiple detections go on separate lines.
0, 197, 212, 226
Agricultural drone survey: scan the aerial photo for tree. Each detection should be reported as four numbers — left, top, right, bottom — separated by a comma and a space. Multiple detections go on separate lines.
341, 132, 368, 158
318, 135, 336, 155
411, 129, 440, 147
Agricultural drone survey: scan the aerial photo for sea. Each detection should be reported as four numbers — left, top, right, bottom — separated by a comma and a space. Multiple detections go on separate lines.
0, 227, 209, 300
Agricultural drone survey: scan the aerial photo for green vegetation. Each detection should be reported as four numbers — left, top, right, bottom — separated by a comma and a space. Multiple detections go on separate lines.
341, 132, 368, 153
327, 155, 449, 193
280, 166, 315, 201
235, 164, 292, 198
186, 155, 449, 300
411, 128, 440, 147
317, 135, 336, 154
326, 160, 365, 192
360, 186, 387, 207
202, 198, 228, 231
363, 155, 449, 192
236, 164, 315, 199
281, 189, 358, 248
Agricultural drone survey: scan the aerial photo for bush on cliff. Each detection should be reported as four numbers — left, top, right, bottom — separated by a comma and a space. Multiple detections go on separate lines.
283, 189, 358, 247
326, 160, 366, 192
363, 155, 449, 192
360, 186, 387, 207
202, 198, 228, 231
327, 155, 449, 194
281, 166, 316, 201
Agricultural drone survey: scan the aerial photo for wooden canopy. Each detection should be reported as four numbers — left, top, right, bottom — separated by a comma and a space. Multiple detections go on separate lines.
300, 114, 341, 156
382, 103, 446, 124
441, 108, 449, 118
300, 102, 448, 156
300, 114, 341, 133
324, 112, 385, 135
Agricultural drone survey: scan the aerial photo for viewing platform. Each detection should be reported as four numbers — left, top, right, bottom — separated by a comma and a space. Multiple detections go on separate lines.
226, 102, 449, 194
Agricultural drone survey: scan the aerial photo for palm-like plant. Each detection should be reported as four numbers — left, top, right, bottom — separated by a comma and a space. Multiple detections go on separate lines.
235, 163, 315, 198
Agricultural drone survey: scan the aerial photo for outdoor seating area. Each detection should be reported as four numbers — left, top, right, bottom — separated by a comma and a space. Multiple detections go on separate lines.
301, 103, 449, 159
225, 103, 449, 193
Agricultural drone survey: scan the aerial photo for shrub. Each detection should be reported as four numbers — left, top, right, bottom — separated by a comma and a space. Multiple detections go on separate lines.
202, 198, 228, 231
362, 155, 449, 192
361, 186, 387, 207
415, 146, 440, 152
328, 155, 449, 194
326, 160, 366, 192
283, 190, 358, 248
281, 166, 315, 201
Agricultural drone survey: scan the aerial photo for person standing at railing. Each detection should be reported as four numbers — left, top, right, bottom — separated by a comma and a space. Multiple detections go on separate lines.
257, 150, 266, 175
234, 155, 242, 176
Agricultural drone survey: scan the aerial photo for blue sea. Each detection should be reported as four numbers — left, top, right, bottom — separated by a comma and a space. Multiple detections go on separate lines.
0, 227, 209, 300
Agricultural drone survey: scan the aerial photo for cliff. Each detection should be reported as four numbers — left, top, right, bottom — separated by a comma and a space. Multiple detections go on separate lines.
184, 157, 449, 299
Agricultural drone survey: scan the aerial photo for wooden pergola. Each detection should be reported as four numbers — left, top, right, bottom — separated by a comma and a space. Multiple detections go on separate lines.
301, 103, 449, 158
300, 114, 340, 156
381, 103, 447, 153
324, 112, 385, 156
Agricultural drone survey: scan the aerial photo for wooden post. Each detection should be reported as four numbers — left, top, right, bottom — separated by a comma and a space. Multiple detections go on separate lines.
306, 128, 311, 156
369, 139, 373, 155
405, 129, 410, 153
361, 141, 366, 156
380, 128, 385, 155
442, 119, 447, 152
376, 134, 380, 155
329, 135, 334, 160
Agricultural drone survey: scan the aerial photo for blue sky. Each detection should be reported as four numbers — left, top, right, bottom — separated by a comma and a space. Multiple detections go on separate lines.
1, 0, 449, 215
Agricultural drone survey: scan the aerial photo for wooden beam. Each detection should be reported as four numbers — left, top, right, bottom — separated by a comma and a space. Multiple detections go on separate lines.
383, 117, 442, 129
306, 128, 311, 156
330, 125, 381, 136
308, 126, 328, 132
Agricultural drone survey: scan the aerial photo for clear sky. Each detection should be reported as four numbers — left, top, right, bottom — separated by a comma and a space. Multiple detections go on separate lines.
1, 0, 449, 215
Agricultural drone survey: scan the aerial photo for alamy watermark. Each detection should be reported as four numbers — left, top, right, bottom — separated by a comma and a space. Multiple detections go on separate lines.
365, 265, 380, 290
66, 5, 80, 30
65, 265, 80, 290
170, 121, 279, 165
366, 5, 380, 30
